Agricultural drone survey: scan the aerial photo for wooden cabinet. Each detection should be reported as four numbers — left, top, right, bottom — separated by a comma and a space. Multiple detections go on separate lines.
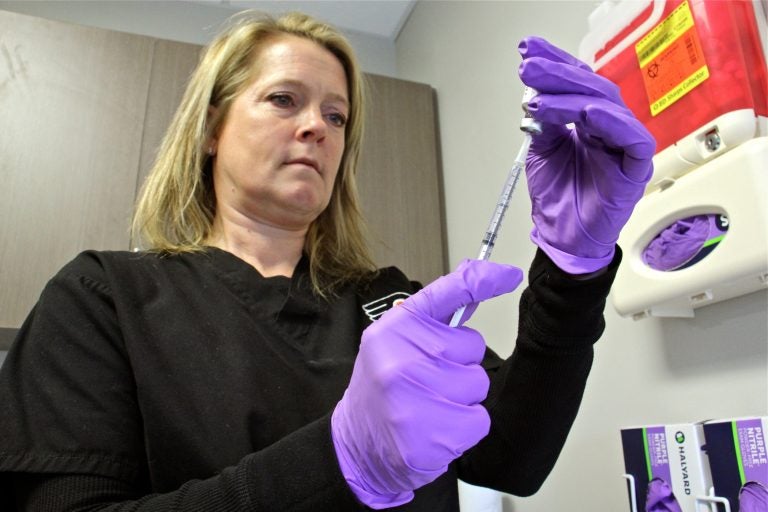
0, 10, 446, 342
0, 11, 154, 332
137, 39, 203, 191
358, 74, 447, 286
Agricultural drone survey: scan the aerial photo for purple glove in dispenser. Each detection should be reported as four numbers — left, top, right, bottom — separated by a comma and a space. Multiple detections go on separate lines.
643, 214, 728, 271
645, 478, 683, 512
331, 259, 524, 509
740, 481, 768, 512
518, 36, 656, 275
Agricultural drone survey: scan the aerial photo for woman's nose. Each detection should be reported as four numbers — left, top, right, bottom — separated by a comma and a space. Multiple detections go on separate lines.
297, 107, 326, 143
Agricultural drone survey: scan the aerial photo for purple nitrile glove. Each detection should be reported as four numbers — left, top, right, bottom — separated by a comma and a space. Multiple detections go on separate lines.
645, 478, 683, 512
518, 36, 656, 274
740, 481, 768, 512
643, 215, 710, 271
643, 214, 728, 271
331, 259, 524, 509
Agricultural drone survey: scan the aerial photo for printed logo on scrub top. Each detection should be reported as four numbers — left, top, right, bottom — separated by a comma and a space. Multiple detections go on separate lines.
362, 292, 411, 321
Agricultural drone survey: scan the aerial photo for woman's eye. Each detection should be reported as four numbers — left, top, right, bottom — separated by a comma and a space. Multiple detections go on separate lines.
326, 112, 347, 128
268, 93, 294, 107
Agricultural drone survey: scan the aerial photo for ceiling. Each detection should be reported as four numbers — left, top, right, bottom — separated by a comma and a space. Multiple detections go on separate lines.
193, 0, 418, 41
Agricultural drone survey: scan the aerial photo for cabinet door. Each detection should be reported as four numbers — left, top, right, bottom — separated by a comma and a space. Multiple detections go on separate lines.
0, 10, 153, 329
358, 74, 447, 285
137, 39, 202, 195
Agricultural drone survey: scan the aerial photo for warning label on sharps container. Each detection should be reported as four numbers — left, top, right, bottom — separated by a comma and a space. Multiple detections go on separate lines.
635, 0, 709, 116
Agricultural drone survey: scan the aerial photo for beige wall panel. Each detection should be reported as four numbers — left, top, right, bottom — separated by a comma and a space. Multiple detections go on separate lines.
137, 39, 201, 188
357, 74, 447, 285
0, 10, 153, 327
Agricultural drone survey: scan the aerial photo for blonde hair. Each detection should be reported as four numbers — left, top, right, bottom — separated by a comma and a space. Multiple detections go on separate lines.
132, 11, 377, 296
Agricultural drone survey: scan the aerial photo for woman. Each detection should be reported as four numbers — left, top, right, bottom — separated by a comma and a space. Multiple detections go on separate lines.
0, 11, 654, 511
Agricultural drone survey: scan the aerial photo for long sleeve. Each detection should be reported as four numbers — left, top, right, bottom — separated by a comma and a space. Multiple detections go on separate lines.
10, 416, 361, 511
0, 251, 364, 511
458, 247, 621, 495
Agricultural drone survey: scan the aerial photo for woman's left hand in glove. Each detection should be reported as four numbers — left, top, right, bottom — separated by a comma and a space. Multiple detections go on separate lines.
518, 36, 656, 275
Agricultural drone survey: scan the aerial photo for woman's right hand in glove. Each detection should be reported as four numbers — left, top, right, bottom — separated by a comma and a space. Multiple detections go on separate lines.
331, 259, 523, 508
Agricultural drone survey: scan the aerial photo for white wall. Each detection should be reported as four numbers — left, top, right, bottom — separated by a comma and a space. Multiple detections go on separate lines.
396, 1, 768, 511
0, 0, 398, 76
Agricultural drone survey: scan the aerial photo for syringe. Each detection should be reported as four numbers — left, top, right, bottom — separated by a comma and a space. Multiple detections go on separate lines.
449, 87, 541, 327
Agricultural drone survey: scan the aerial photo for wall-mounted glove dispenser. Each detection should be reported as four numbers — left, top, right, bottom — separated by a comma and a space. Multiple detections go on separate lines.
612, 137, 768, 319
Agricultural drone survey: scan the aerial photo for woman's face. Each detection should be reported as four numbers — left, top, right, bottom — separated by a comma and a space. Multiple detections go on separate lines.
211, 34, 349, 232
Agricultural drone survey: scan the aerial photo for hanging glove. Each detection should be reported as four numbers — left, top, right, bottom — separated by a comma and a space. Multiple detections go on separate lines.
642, 215, 710, 271
643, 214, 727, 271
740, 481, 768, 512
331, 259, 524, 509
518, 36, 656, 274
645, 478, 683, 512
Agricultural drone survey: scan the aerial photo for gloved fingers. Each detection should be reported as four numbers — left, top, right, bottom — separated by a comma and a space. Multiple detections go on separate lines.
580, 101, 656, 169
437, 322, 488, 365
401, 359, 490, 405
526, 121, 571, 150
398, 402, 490, 472
518, 36, 592, 71
371, 302, 488, 365
526, 94, 655, 182
519, 56, 623, 105
403, 259, 523, 324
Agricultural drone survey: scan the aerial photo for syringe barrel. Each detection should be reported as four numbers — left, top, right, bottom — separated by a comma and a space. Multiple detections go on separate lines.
475, 160, 524, 262
448, 89, 539, 328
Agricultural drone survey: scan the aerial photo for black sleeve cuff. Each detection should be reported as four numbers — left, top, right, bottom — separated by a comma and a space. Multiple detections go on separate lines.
520, 247, 622, 352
